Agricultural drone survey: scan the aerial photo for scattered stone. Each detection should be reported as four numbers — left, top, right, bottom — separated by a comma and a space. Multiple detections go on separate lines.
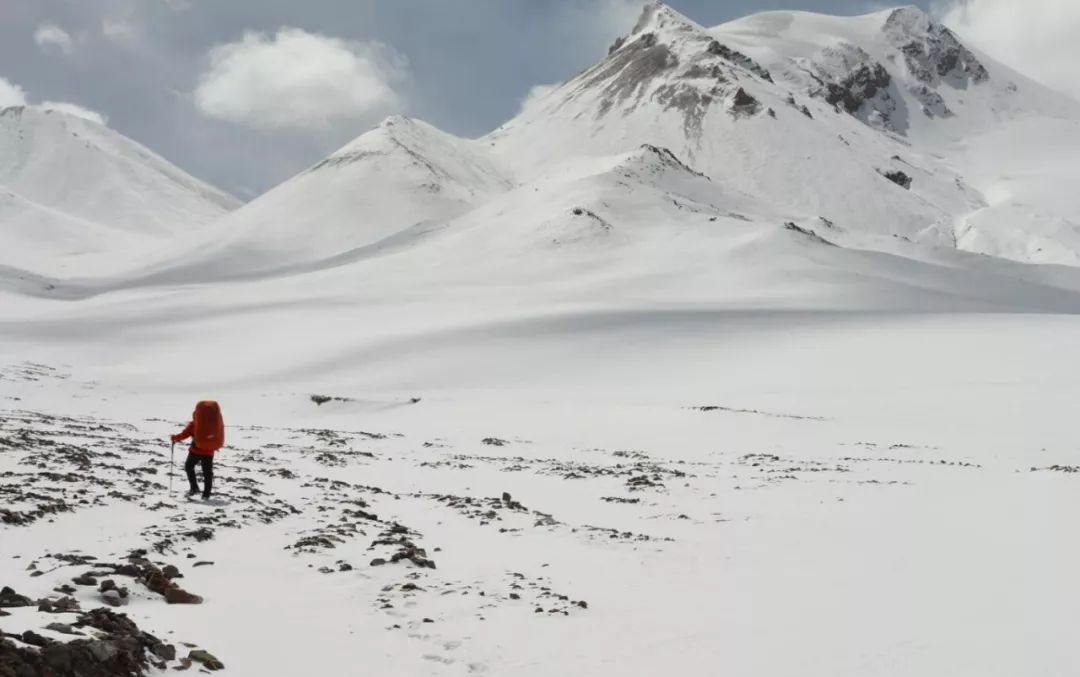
45, 622, 82, 636
185, 527, 214, 543
38, 597, 81, 614
482, 437, 509, 447
192, 561, 215, 568
370, 558, 387, 567
161, 565, 181, 580
72, 574, 97, 586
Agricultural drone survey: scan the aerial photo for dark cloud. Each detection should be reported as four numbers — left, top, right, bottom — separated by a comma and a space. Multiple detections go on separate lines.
0, 0, 930, 198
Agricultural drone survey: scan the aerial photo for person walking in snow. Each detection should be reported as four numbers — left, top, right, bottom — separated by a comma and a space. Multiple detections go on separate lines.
170, 401, 225, 500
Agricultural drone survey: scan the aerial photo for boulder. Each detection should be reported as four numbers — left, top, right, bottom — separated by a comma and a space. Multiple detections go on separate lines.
189, 649, 225, 670
0, 586, 32, 608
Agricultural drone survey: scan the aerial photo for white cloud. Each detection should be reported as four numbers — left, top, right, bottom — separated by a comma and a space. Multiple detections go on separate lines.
518, 83, 560, 116
0, 75, 106, 125
34, 22, 74, 54
194, 28, 407, 131
39, 101, 108, 125
938, 0, 1080, 99
0, 77, 28, 108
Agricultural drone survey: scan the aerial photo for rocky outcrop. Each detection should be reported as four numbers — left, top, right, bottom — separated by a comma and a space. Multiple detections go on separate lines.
728, 87, 762, 117
910, 84, 953, 118
0, 608, 178, 677
884, 7, 989, 86
706, 41, 773, 82
809, 43, 898, 130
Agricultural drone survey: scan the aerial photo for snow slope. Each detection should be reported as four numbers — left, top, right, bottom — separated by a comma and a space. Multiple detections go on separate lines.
0, 106, 239, 276
5, 312, 1080, 677
122, 117, 513, 281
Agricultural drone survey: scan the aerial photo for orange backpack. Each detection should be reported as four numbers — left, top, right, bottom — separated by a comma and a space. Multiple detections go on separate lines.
192, 400, 225, 453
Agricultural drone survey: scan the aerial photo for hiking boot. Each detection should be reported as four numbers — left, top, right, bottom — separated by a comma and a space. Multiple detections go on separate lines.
202, 493, 211, 501
187, 489, 199, 497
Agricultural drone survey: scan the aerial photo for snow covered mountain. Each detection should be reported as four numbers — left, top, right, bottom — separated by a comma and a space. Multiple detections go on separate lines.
136, 116, 512, 280
66, 0, 1080, 294
488, 3, 1080, 262
0, 106, 239, 276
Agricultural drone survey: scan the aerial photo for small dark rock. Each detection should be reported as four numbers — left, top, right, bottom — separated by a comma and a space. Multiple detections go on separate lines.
101, 590, 127, 607
882, 169, 913, 189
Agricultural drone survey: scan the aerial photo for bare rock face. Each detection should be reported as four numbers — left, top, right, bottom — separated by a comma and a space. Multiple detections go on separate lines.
585, 32, 680, 119
884, 7, 989, 86
910, 84, 954, 118
706, 40, 773, 82
815, 44, 893, 114
728, 88, 762, 117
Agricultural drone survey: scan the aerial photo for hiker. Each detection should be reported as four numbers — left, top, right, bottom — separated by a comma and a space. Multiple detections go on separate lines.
170, 401, 225, 500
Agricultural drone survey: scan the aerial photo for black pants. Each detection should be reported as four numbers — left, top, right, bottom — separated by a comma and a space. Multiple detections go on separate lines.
184, 453, 213, 497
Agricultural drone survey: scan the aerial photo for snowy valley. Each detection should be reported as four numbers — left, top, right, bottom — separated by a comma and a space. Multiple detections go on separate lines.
3, 3, 1080, 676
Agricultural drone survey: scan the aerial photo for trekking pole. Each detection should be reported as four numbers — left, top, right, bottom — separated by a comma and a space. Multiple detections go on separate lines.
169, 441, 175, 497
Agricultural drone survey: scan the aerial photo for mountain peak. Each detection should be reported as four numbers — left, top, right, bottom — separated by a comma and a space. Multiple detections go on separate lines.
883, 5, 933, 31
882, 5, 989, 85
631, 2, 702, 36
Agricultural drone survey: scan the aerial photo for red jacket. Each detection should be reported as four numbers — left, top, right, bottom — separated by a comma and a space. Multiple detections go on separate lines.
172, 422, 217, 456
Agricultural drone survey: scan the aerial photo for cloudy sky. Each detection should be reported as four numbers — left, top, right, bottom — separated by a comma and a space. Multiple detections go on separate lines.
0, 0, 1074, 198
